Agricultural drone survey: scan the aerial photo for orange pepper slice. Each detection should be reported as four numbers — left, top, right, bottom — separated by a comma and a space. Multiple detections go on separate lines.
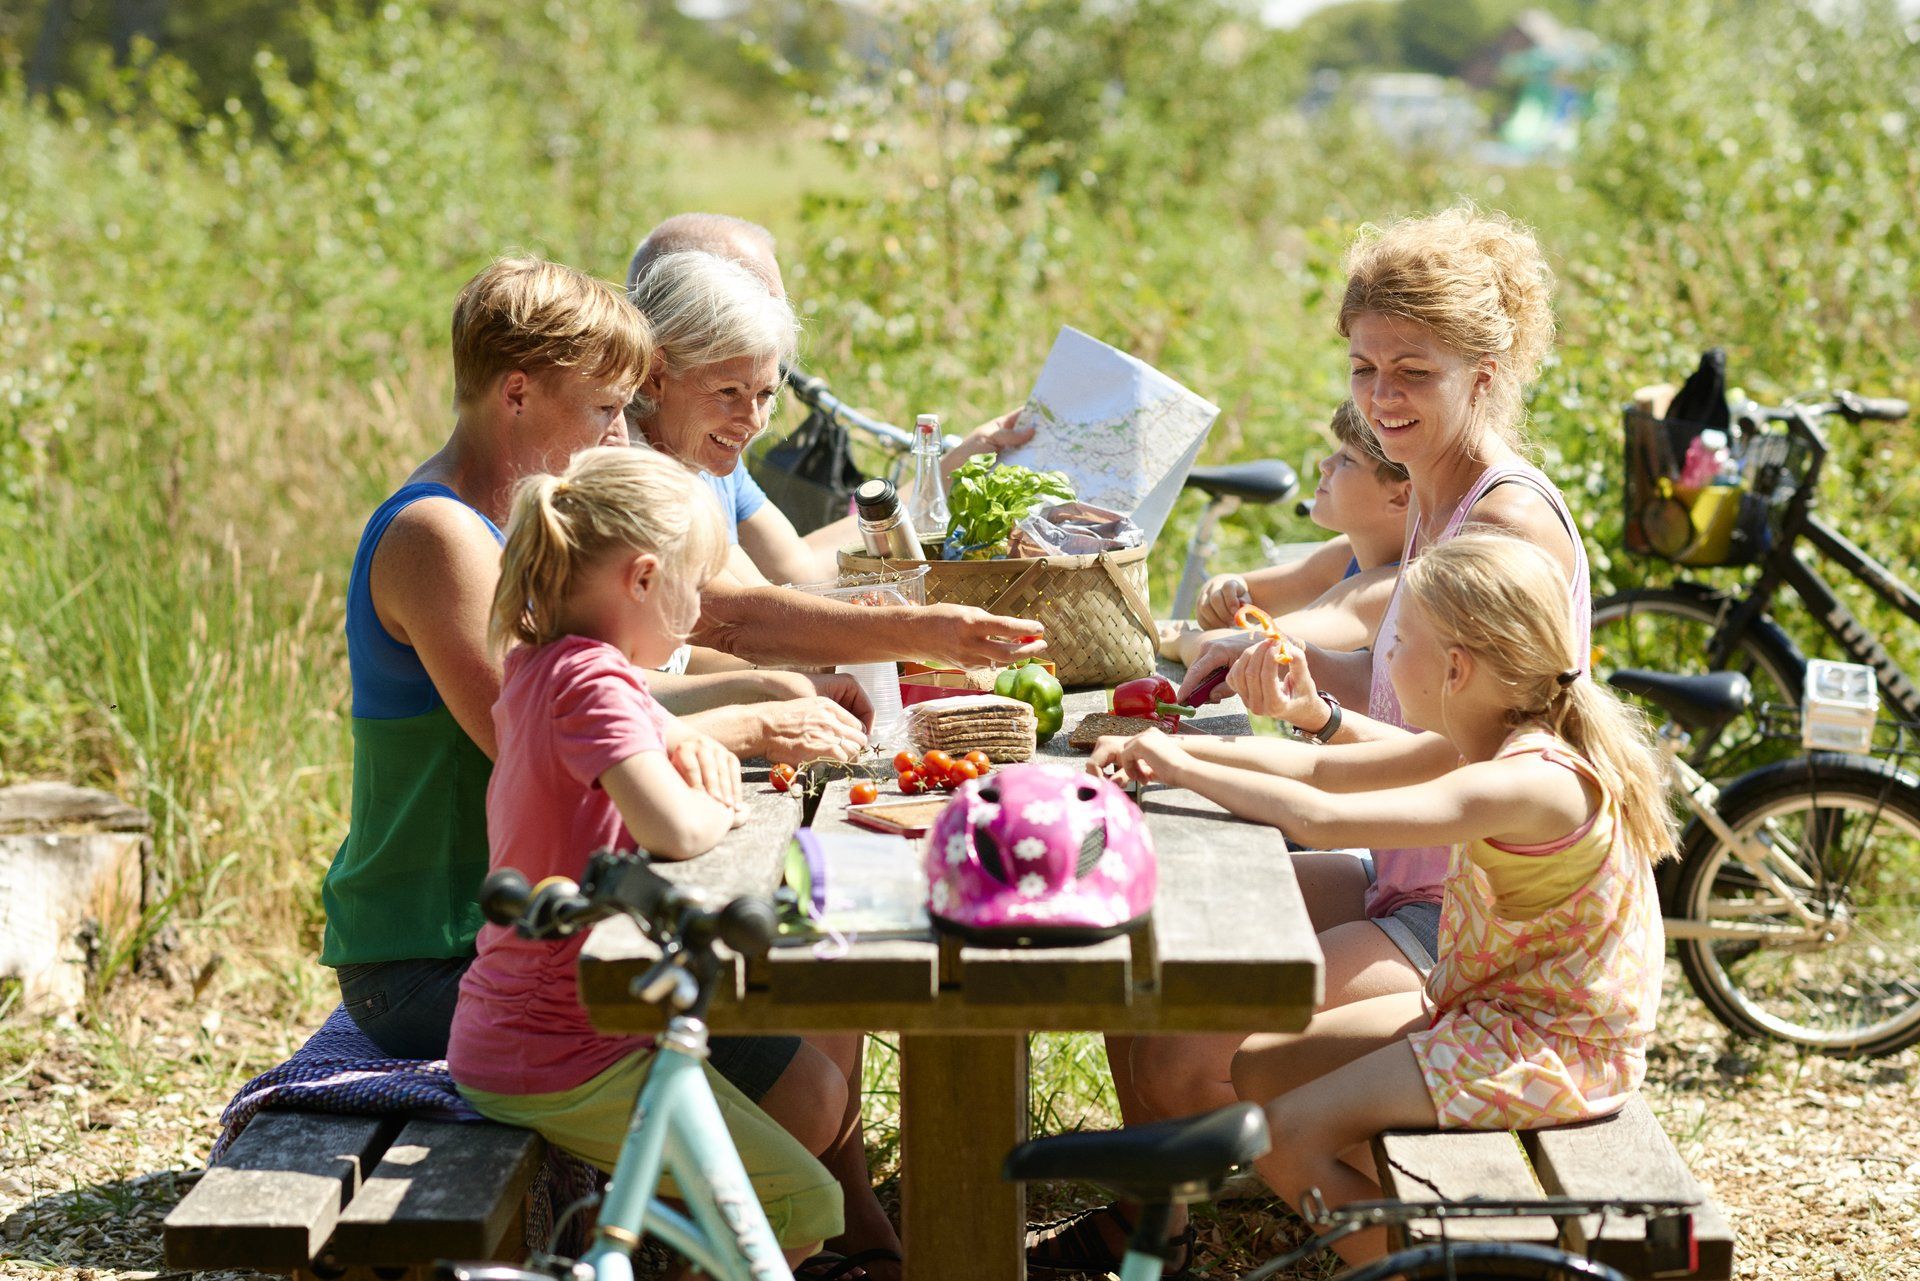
1233, 605, 1293, 662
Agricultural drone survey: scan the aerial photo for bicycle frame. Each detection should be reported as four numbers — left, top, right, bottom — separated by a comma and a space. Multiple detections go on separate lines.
1749, 512, 1920, 722
577, 1017, 792, 1281
1655, 724, 1833, 944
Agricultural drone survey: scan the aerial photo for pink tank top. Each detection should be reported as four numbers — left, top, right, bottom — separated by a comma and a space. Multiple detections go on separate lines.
1364, 462, 1591, 919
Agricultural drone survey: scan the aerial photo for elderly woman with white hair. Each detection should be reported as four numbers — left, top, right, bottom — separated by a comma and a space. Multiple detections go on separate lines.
629, 249, 1048, 675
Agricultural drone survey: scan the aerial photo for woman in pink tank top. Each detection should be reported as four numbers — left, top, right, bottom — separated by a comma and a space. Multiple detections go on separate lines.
1043, 208, 1593, 1278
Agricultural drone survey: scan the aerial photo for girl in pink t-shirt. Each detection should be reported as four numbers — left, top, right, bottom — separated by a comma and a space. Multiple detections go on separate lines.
446, 446, 842, 1267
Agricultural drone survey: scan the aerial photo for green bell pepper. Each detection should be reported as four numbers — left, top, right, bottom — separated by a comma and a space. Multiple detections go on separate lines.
994, 660, 1065, 742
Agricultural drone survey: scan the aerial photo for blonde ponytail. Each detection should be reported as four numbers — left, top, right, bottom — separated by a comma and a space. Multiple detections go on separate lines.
1401, 533, 1677, 863
490, 446, 727, 650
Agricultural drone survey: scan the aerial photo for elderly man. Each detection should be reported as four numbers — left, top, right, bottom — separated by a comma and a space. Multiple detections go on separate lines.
627, 213, 1034, 585
626, 240, 1045, 672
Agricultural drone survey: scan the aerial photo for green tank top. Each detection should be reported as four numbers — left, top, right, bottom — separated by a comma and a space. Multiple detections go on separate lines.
320, 483, 501, 966
320, 705, 493, 964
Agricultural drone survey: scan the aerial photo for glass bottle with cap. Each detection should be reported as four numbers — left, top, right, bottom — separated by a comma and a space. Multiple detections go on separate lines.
906, 413, 950, 559
854, 477, 922, 560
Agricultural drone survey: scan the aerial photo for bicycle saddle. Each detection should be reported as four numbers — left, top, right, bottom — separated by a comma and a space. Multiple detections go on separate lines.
1184, 460, 1299, 505
1606, 668, 1752, 729
1002, 1103, 1271, 1199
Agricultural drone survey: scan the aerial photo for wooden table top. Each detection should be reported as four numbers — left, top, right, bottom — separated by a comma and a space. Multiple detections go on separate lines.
580, 672, 1324, 1035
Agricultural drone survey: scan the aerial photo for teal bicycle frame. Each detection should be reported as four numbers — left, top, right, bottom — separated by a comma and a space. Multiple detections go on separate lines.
576, 1015, 792, 1281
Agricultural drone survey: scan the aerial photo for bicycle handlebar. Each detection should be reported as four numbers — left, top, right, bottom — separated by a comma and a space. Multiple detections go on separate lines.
478, 851, 780, 959
783, 365, 961, 454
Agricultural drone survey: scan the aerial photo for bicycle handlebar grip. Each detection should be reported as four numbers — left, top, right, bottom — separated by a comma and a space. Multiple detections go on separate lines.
1855, 395, 1909, 421
479, 868, 532, 926
716, 895, 781, 959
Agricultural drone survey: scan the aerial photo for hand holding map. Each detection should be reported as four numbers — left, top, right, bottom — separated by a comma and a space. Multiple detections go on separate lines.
995, 326, 1220, 546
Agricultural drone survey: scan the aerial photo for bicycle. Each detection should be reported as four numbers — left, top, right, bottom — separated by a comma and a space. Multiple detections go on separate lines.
1005, 1103, 1697, 1280
438, 849, 797, 1281
1593, 385, 1912, 781
1605, 666, 1920, 1056
773, 365, 1306, 615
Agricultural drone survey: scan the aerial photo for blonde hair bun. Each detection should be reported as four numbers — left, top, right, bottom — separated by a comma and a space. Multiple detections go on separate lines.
1339, 203, 1555, 444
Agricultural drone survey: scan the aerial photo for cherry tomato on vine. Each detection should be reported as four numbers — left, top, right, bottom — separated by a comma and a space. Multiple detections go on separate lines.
769, 763, 797, 793
963, 750, 992, 773
893, 750, 918, 774
850, 781, 879, 806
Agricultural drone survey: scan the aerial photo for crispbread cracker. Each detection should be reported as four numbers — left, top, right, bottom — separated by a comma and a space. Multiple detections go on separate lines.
1066, 712, 1163, 750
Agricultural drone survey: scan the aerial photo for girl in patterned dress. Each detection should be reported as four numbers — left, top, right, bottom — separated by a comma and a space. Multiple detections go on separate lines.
1089, 532, 1674, 1265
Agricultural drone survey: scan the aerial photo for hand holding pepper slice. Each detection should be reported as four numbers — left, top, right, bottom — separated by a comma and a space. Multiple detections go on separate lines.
1233, 604, 1294, 662
994, 659, 1065, 742
1111, 675, 1198, 724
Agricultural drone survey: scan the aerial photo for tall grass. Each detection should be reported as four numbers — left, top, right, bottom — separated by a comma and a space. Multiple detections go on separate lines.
1, 0, 1916, 1018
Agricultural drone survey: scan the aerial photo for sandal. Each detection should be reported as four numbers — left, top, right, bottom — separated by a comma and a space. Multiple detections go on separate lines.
793, 1246, 903, 1280
1025, 1203, 1196, 1279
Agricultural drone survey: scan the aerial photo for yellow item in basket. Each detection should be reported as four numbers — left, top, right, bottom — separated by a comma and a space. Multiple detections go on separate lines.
1678, 483, 1743, 567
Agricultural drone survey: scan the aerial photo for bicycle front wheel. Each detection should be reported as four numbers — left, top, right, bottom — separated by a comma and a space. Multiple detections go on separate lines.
1591, 586, 1805, 779
1337, 1241, 1629, 1281
1673, 753, 1920, 1057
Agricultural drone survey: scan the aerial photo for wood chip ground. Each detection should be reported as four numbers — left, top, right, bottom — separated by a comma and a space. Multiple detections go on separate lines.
2, 958, 1914, 1279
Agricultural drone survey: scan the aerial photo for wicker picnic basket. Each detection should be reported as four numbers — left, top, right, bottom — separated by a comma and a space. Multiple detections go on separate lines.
837, 544, 1157, 687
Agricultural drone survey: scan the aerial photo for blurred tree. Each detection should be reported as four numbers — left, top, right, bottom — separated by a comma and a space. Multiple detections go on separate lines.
1396, 0, 1518, 75
1291, 0, 1403, 71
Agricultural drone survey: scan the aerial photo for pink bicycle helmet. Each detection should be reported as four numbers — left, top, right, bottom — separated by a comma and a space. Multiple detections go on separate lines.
926, 762, 1157, 946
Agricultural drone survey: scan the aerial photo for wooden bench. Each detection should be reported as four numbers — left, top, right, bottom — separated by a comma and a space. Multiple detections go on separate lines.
1373, 1096, 1735, 1280
163, 1109, 546, 1278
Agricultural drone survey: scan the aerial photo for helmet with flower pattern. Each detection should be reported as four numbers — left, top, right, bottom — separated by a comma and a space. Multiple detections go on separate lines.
924, 761, 1156, 946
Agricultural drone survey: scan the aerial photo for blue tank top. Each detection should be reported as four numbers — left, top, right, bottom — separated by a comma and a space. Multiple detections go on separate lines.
346, 482, 505, 718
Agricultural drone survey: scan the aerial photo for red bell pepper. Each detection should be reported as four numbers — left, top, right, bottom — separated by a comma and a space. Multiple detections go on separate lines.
1112, 675, 1198, 723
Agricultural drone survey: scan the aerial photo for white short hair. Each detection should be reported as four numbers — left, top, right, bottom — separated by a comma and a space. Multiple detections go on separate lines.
627, 251, 798, 416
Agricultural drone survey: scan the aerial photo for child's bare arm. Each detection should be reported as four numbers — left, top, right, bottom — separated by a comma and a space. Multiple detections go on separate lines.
1165, 752, 1589, 850
1195, 537, 1354, 629
600, 751, 740, 860
1167, 728, 1461, 791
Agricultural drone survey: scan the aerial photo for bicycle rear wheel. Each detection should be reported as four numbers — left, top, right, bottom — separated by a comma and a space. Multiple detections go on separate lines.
1337, 1241, 1628, 1281
1673, 753, 1920, 1056
1590, 586, 1804, 779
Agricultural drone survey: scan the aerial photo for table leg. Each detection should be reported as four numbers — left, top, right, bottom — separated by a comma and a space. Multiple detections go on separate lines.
899, 1032, 1029, 1281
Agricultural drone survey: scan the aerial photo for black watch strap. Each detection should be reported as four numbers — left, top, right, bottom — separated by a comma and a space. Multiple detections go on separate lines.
1301, 692, 1343, 744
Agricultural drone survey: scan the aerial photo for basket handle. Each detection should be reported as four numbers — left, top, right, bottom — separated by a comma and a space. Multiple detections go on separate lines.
1099, 553, 1158, 640
981, 557, 1049, 617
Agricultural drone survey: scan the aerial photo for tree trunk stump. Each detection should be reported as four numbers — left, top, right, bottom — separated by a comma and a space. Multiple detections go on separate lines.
0, 781, 151, 1011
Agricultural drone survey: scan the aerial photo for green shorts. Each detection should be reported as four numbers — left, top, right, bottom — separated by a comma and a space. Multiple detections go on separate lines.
459, 1050, 841, 1250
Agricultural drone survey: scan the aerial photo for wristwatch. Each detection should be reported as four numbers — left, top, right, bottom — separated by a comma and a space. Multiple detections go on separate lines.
1296, 692, 1343, 745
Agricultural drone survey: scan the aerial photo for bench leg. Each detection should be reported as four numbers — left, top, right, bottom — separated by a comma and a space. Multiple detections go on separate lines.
900, 1033, 1029, 1281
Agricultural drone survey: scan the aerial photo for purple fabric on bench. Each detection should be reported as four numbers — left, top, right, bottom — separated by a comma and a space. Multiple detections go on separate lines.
212, 1003, 479, 1159
212, 1002, 603, 1254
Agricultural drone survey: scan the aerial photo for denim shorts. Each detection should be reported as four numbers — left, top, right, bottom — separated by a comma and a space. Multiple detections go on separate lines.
1356, 854, 1442, 974
335, 958, 800, 1101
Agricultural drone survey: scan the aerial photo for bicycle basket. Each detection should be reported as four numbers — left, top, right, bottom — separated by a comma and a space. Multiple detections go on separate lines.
748, 404, 867, 535
1621, 405, 1773, 568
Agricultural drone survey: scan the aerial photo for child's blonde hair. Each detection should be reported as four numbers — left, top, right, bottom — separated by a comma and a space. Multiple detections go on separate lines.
1400, 533, 1675, 862
491, 446, 728, 649
452, 257, 652, 407
1329, 400, 1409, 483
1338, 204, 1555, 456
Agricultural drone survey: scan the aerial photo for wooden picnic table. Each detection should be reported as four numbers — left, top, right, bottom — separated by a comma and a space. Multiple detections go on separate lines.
579, 673, 1324, 1281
